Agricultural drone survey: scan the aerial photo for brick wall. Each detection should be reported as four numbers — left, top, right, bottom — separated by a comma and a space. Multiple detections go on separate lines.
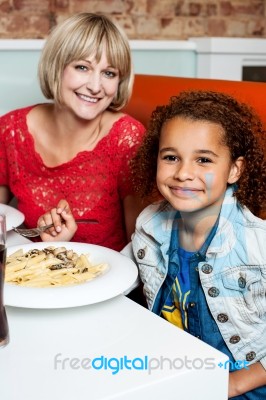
0, 0, 265, 39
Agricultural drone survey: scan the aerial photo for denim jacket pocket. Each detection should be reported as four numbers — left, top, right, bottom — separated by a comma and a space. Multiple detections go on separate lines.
222, 265, 266, 321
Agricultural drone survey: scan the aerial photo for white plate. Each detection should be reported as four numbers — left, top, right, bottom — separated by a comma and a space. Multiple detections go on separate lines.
0, 204, 25, 231
4, 242, 138, 309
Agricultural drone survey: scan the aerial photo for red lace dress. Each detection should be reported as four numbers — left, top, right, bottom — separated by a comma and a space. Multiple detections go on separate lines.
0, 105, 146, 251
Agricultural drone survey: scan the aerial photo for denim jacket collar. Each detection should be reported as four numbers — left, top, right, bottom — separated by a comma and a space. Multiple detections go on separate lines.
140, 186, 238, 259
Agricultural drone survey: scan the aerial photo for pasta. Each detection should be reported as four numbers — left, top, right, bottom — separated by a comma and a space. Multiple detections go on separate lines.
5, 246, 109, 287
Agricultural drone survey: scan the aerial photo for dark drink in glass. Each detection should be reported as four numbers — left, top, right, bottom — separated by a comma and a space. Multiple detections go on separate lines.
0, 215, 9, 348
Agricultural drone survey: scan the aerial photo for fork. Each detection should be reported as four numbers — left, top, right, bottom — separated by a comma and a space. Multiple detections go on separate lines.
12, 218, 99, 238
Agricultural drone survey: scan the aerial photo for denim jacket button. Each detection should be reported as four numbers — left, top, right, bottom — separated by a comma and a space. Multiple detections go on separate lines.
208, 287, 220, 297
229, 335, 240, 344
201, 264, 213, 274
246, 351, 256, 361
137, 249, 145, 259
189, 302, 196, 308
217, 313, 229, 323
238, 277, 246, 288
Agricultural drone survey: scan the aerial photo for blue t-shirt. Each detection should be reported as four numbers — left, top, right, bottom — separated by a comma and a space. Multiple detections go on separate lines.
161, 247, 193, 329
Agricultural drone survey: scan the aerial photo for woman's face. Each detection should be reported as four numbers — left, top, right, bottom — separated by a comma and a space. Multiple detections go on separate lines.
156, 117, 242, 214
60, 47, 120, 120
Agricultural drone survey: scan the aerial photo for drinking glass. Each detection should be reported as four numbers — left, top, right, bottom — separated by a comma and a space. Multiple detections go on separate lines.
0, 214, 9, 347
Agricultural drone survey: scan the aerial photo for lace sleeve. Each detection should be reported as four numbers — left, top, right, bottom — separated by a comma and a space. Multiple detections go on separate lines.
0, 115, 9, 185
115, 116, 146, 199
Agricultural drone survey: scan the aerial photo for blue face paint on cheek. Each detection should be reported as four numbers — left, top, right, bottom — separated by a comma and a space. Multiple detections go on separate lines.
205, 173, 214, 200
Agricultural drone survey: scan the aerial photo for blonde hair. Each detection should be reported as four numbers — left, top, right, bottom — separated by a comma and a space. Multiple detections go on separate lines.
38, 13, 133, 110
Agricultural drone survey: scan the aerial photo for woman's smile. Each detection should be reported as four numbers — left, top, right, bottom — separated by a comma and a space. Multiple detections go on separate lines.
76, 93, 99, 103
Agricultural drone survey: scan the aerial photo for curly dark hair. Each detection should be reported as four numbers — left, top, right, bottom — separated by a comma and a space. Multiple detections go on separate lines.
131, 90, 266, 217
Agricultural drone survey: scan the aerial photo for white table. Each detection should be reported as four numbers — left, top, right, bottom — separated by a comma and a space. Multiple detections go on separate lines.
1, 232, 229, 400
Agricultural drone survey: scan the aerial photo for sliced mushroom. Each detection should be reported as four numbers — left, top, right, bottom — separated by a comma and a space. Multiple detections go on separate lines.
66, 250, 74, 259
53, 247, 67, 256
49, 264, 64, 270
56, 253, 68, 262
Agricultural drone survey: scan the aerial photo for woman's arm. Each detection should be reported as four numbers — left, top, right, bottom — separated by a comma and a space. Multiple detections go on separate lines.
0, 185, 12, 204
229, 361, 266, 398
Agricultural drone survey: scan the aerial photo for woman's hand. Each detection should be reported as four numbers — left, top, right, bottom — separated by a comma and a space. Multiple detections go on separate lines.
38, 199, 77, 242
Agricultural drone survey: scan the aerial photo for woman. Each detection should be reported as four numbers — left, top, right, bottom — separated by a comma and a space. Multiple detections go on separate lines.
0, 13, 146, 251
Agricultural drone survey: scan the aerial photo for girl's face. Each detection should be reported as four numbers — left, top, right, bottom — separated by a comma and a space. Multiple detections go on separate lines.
60, 47, 120, 120
156, 117, 243, 213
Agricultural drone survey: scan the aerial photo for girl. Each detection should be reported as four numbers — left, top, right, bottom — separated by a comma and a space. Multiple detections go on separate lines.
129, 90, 266, 399
38, 90, 266, 398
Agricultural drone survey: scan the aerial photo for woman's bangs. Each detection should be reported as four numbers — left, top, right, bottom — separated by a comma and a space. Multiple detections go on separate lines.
105, 38, 129, 78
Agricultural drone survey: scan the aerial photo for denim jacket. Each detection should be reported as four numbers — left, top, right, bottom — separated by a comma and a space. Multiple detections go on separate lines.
130, 187, 266, 370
